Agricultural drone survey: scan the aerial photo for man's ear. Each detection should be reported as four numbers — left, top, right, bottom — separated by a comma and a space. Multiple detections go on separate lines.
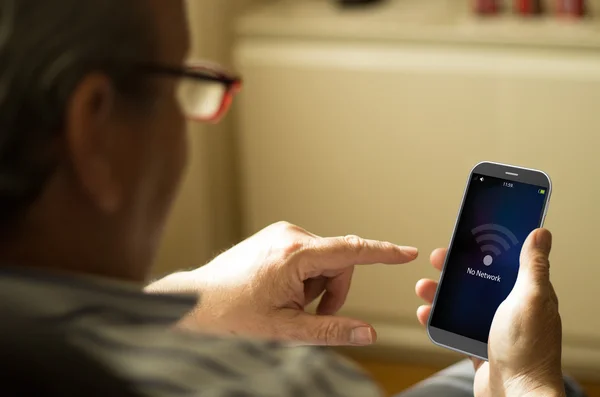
64, 73, 122, 214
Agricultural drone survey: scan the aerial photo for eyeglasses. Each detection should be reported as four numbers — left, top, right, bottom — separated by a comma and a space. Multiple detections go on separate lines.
139, 62, 242, 123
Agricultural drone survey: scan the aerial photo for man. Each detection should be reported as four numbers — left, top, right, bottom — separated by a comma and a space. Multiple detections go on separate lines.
0, 0, 581, 396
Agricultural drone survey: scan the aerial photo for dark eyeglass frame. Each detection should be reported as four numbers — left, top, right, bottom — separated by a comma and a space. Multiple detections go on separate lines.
138, 62, 243, 123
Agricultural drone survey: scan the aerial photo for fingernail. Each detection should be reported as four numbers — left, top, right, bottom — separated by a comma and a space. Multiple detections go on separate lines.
535, 229, 552, 252
351, 327, 373, 345
402, 247, 419, 257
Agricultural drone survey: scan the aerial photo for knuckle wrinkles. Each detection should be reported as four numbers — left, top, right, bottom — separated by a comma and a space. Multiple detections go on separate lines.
344, 235, 366, 253
281, 240, 305, 258
530, 253, 550, 266
318, 322, 341, 345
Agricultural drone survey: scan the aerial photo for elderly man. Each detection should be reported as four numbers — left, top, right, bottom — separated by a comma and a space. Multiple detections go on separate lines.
0, 0, 583, 396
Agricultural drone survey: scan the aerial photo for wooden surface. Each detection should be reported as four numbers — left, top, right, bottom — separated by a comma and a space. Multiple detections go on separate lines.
348, 357, 600, 397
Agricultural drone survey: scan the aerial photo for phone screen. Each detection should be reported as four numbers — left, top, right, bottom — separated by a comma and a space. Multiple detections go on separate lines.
429, 173, 548, 343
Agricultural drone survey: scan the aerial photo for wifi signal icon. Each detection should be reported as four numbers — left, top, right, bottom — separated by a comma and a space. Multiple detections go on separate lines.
471, 224, 519, 266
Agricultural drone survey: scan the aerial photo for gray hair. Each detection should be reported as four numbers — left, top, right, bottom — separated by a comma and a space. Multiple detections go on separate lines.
0, 0, 156, 226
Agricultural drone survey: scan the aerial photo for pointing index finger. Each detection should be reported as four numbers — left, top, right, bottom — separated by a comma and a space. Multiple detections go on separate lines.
299, 235, 418, 276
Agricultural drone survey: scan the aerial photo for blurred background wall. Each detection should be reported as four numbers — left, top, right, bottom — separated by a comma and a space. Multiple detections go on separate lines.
155, 0, 600, 391
154, 0, 266, 274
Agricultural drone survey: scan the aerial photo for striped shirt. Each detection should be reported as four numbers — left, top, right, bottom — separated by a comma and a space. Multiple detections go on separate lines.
0, 268, 383, 397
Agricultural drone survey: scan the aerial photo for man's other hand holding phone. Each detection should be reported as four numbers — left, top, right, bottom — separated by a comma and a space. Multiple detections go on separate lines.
416, 229, 565, 397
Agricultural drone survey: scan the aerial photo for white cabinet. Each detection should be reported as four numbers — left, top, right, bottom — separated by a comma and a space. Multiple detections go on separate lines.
234, 0, 600, 377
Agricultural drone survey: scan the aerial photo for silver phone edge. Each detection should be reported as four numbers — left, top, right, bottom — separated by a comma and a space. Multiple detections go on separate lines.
426, 161, 552, 362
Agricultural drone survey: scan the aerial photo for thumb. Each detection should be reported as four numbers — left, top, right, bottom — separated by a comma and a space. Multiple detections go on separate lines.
288, 312, 377, 346
514, 228, 552, 293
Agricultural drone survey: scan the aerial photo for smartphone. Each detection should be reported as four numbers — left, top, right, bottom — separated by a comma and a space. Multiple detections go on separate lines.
427, 161, 552, 361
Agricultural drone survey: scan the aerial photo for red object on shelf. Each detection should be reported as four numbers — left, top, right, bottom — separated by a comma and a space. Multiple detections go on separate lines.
515, 0, 543, 15
557, 0, 586, 17
474, 0, 500, 15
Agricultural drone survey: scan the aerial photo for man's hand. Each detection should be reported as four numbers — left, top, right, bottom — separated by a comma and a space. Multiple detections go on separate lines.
147, 221, 418, 346
415, 229, 565, 397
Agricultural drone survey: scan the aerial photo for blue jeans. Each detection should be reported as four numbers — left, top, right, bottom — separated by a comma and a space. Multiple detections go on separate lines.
395, 360, 586, 397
